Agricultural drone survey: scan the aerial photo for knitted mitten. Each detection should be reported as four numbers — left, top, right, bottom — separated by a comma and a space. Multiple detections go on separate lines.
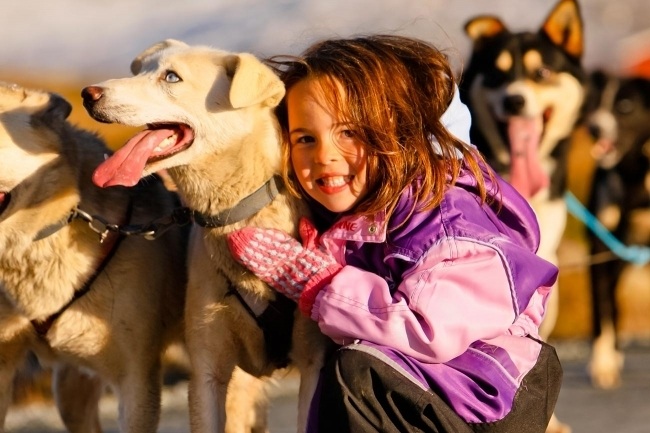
227, 218, 341, 315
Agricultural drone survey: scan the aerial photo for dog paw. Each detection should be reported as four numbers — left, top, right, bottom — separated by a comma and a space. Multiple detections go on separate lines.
588, 356, 624, 389
588, 348, 624, 389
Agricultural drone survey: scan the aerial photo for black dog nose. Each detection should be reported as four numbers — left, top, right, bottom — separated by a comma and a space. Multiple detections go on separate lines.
81, 86, 104, 105
503, 94, 525, 115
588, 124, 602, 140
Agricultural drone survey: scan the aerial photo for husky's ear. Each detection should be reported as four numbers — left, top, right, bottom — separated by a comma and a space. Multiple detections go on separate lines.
541, 0, 583, 60
130, 39, 189, 75
33, 93, 72, 127
226, 53, 285, 109
464, 16, 507, 44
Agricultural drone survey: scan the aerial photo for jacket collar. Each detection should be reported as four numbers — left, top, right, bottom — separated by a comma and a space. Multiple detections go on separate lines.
324, 211, 387, 243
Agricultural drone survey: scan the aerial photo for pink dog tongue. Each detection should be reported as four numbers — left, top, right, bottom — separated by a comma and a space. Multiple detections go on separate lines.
93, 128, 174, 187
508, 116, 548, 199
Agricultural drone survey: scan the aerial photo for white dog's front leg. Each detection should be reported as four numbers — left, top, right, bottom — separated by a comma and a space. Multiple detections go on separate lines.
188, 364, 268, 433
185, 237, 231, 433
115, 363, 163, 433
188, 365, 227, 433
293, 317, 330, 433
185, 318, 227, 431
296, 365, 322, 433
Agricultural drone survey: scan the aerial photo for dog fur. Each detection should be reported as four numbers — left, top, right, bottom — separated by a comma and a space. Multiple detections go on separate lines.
584, 70, 650, 389
0, 82, 188, 432
81, 40, 331, 433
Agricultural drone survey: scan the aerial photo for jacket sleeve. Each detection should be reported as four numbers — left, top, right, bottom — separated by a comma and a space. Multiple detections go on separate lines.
309, 237, 522, 363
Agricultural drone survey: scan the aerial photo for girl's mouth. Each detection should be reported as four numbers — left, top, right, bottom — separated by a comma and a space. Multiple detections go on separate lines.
316, 175, 353, 188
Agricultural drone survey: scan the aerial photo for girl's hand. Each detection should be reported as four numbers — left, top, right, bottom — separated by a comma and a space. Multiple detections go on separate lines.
227, 218, 341, 316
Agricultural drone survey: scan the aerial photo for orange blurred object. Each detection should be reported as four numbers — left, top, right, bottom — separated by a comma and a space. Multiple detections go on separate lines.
620, 29, 650, 78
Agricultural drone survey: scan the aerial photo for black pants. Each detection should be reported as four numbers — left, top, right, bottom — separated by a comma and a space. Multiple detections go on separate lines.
314, 341, 562, 433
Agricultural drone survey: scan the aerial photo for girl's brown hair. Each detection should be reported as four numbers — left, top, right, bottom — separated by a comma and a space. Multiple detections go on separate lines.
267, 34, 490, 220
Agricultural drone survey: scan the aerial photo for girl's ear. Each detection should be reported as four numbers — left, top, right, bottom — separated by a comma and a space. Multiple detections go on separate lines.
226, 53, 286, 109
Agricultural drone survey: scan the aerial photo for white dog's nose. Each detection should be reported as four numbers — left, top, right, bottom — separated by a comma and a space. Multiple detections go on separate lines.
81, 86, 104, 104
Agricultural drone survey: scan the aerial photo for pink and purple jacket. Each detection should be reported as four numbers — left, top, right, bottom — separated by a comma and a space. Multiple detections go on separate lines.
306, 165, 558, 423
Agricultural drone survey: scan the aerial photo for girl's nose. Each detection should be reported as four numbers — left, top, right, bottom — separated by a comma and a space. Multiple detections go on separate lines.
313, 138, 339, 164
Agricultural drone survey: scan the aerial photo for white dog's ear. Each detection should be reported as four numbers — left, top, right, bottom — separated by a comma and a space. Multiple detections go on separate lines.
226, 53, 285, 109
130, 39, 189, 75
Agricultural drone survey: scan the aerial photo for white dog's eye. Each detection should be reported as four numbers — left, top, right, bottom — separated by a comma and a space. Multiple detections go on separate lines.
164, 71, 182, 83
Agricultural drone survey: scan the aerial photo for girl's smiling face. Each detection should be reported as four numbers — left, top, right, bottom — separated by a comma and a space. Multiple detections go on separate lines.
287, 78, 368, 213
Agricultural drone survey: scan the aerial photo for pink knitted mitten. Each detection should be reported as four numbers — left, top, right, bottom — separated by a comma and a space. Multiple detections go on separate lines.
227, 218, 342, 315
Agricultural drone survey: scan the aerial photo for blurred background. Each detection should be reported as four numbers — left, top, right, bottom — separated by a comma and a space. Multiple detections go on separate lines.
3, 0, 649, 77
2, 1, 650, 432
2, 0, 649, 155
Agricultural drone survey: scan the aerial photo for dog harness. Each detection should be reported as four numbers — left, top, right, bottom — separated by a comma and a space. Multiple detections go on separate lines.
30, 201, 134, 336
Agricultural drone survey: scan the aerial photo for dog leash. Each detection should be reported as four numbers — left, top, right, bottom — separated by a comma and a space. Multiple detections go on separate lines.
564, 190, 650, 266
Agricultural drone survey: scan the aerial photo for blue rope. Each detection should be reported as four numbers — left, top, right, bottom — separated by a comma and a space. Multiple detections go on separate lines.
564, 191, 650, 266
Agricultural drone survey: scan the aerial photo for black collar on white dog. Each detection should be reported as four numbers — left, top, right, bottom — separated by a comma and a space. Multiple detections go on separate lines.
191, 175, 282, 228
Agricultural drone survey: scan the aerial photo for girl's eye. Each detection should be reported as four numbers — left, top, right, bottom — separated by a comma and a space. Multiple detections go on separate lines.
293, 135, 315, 145
165, 71, 182, 83
342, 129, 355, 138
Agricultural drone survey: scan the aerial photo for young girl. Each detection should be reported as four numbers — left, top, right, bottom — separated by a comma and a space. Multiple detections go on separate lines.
228, 34, 562, 433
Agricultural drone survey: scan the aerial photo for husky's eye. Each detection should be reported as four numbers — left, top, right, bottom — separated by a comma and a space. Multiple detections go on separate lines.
535, 67, 552, 81
615, 98, 634, 115
164, 71, 182, 83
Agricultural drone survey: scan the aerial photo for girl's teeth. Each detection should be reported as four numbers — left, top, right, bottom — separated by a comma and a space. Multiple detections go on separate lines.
321, 176, 349, 187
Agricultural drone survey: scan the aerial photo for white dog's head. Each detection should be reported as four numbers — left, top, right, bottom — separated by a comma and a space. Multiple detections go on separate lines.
82, 39, 286, 187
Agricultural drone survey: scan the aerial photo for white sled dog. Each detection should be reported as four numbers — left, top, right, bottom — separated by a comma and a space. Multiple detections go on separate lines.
82, 40, 331, 433
0, 82, 188, 432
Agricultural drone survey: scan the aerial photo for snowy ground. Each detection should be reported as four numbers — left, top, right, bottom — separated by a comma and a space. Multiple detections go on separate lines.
7, 341, 650, 433
6, 373, 300, 433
